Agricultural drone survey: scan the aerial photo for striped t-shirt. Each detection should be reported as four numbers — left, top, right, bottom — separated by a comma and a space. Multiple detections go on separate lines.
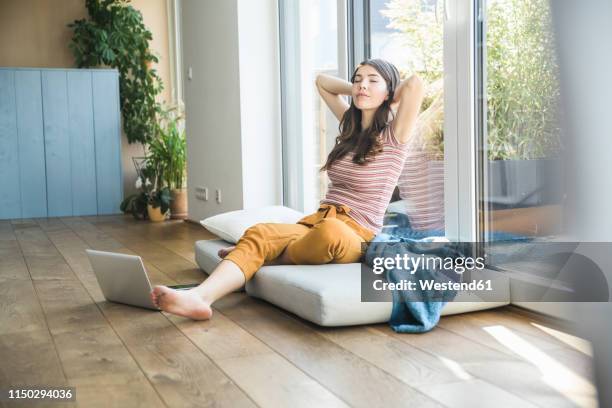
396, 146, 445, 231
321, 124, 410, 234
394, 124, 445, 231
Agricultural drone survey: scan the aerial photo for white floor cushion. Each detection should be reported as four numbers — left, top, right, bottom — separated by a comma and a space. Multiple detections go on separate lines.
200, 206, 305, 243
195, 239, 236, 276
195, 239, 510, 326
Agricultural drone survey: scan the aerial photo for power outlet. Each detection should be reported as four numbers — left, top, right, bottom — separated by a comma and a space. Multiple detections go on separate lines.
195, 187, 208, 201
216, 189, 222, 203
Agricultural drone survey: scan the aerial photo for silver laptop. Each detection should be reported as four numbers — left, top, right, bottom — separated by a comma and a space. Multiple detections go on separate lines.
86, 249, 198, 310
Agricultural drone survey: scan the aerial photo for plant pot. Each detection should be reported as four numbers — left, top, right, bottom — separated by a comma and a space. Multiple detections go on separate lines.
487, 158, 563, 209
170, 188, 188, 219
147, 204, 168, 222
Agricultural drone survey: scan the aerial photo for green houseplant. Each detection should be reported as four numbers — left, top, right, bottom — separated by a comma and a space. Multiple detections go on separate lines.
142, 153, 172, 222
68, 0, 163, 145
120, 158, 172, 221
148, 107, 188, 219
146, 187, 172, 222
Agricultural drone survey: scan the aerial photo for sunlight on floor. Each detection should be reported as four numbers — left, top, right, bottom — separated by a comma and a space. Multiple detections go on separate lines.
530, 322, 593, 357
483, 325, 597, 408
437, 356, 473, 381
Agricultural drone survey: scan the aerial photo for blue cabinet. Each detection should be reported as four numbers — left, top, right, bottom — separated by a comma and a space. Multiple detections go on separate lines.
0, 68, 122, 219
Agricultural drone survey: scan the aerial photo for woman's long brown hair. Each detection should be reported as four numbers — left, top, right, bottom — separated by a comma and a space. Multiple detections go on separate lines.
320, 59, 400, 172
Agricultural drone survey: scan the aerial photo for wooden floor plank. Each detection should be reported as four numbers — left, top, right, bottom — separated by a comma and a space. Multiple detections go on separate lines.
73, 217, 350, 408
94, 225, 206, 284
49, 220, 179, 288
374, 324, 597, 408
0, 279, 52, 335
0, 222, 71, 408
96, 302, 256, 408
0, 241, 30, 280
13, 226, 76, 281
0, 330, 68, 388
315, 324, 461, 388
213, 293, 444, 408
419, 378, 540, 408
494, 308, 592, 356
0, 220, 16, 241
2, 215, 597, 408
52, 219, 257, 408
437, 308, 597, 386
15, 222, 167, 407
169, 311, 350, 408
439, 309, 584, 354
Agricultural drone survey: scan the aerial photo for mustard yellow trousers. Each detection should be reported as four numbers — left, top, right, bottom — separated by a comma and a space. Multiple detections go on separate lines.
223, 204, 376, 281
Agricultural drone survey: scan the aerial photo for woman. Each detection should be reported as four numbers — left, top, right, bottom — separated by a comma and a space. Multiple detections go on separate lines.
151, 59, 425, 320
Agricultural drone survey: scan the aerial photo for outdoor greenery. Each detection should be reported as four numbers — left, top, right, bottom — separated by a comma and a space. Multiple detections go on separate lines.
68, 0, 163, 145
382, 0, 562, 160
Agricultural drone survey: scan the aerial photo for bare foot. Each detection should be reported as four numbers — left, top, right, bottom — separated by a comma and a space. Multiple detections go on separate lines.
218, 246, 236, 258
151, 286, 213, 320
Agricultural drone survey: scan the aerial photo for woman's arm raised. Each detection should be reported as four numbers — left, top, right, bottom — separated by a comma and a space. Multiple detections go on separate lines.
315, 74, 351, 121
390, 75, 426, 144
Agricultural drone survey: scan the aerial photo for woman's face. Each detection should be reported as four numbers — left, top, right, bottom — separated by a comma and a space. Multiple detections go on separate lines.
352, 64, 389, 111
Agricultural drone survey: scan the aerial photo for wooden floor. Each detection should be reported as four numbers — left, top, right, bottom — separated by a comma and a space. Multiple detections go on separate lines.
0, 215, 598, 408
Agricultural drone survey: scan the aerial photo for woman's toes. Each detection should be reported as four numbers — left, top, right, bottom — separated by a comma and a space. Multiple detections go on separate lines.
151, 285, 213, 320
150, 292, 160, 307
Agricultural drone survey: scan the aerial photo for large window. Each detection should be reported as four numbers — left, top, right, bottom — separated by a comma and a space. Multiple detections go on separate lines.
280, 0, 345, 213
368, 0, 446, 233
280, 0, 563, 247
477, 0, 564, 258
280, 0, 449, 233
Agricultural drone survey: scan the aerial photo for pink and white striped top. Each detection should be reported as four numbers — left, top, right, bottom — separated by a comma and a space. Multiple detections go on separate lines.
397, 143, 444, 231
321, 124, 409, 234
396, 146, 445, 231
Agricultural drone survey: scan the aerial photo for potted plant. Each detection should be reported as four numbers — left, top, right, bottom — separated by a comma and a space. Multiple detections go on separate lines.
142, 153, 172, 222
120, 160, 155, 220
120, 158, 172, 221
148, 107, 188, 219
146, 186, 172, 222
120, 188, 149, 220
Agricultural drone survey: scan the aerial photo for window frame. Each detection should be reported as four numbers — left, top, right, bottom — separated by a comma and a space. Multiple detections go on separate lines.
354, 0, 480, 242
279, 0, 481, 242
278, 0, 349, 211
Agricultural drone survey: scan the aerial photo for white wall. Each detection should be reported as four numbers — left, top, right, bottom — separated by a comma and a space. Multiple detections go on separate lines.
237, 0, 283, 209
181, 0, 282, 221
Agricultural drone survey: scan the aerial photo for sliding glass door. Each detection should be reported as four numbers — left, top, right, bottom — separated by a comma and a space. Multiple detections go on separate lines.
279, 0, 346, 214
367, 0, 446, 233
476, 0, 564, 253
280, 0, 452, 233
280, 0, 563, 246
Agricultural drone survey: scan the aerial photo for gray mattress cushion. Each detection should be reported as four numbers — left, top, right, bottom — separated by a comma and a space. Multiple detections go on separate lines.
194, 239, 510, 326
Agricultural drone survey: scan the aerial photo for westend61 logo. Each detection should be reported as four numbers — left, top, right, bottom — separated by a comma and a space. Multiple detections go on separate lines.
371, 253, 486, 275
